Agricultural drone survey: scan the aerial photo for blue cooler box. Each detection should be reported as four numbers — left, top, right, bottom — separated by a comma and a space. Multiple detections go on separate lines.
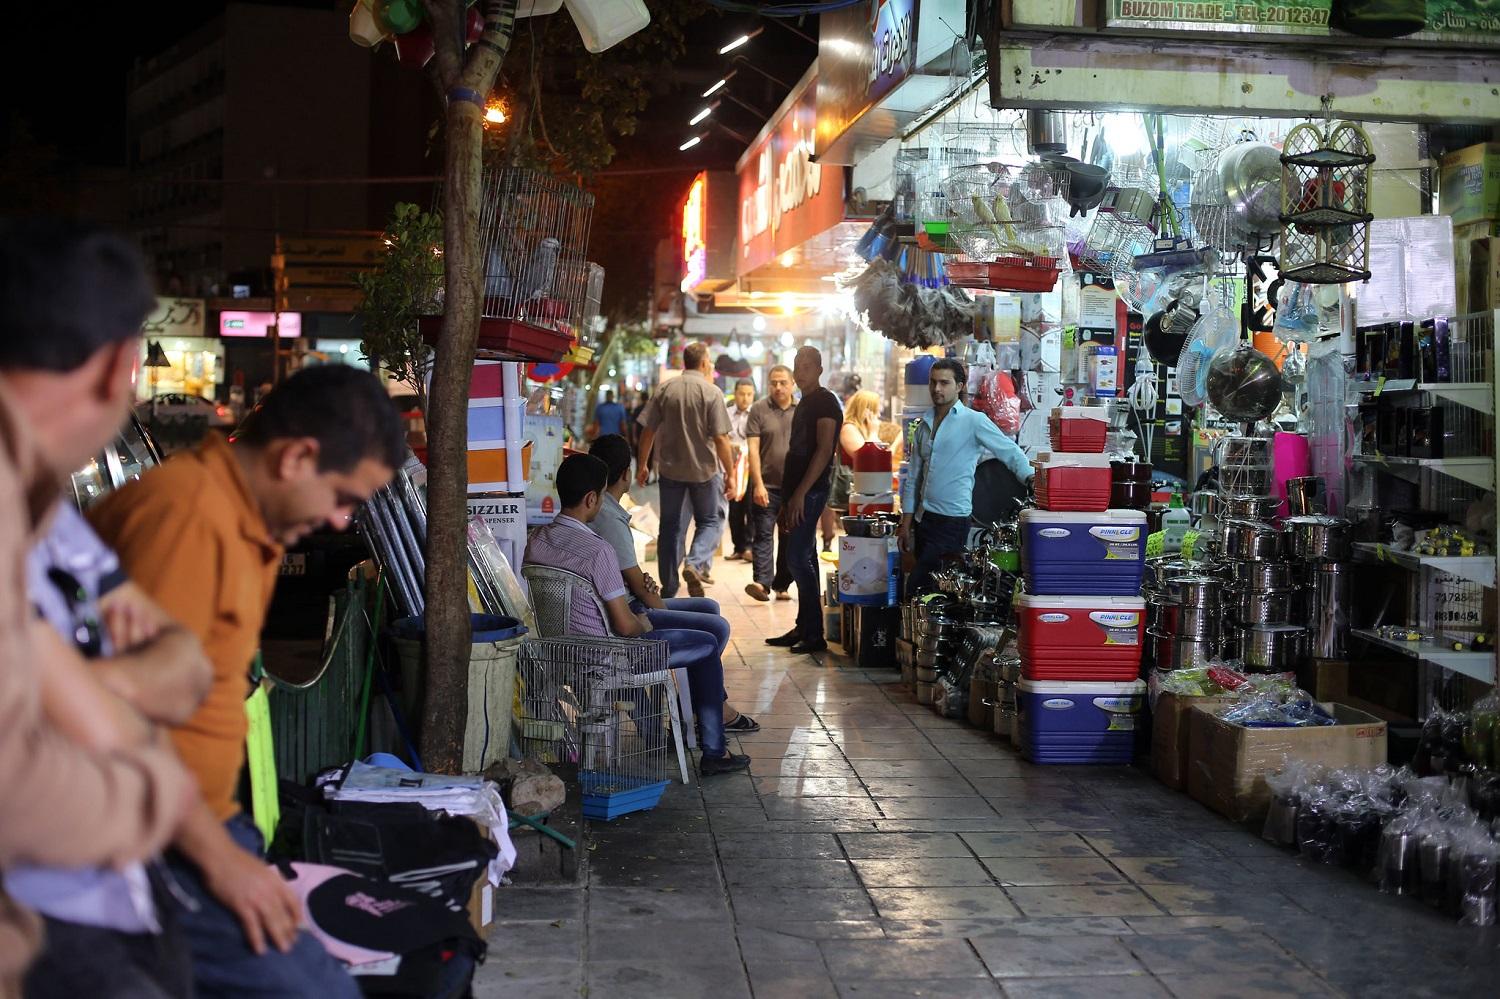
1016, 678, 1146, 764
1020, 509, 1147, 595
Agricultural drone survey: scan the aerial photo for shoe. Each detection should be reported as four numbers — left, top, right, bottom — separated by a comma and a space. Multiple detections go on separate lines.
791, 638, 829, 654
700, 752, 751, 776
745, 582, 770, 602
765, 629, 801, 647
699, 569, 715, 585
724, 714, 761, 733
682, 566, 706, 598
775, 590, 793, 601
733, 549, 752, 561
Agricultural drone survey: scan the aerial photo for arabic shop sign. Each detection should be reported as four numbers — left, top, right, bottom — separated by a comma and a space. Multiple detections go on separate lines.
143, 297, 206, 339
682, 174, 708, 292
737, 77, 845, 276
870, 0, 917, 102
1106, 0, 1498, 38
817, 0, 920, 160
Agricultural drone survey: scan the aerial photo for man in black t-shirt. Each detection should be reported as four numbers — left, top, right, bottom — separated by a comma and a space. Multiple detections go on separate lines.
767, 346, 842, 654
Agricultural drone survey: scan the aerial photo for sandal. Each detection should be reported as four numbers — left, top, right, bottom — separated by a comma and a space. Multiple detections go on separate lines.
724, 714, 761, 733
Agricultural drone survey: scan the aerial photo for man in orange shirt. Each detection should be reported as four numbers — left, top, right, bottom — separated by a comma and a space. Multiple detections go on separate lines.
90, 365, 404, 998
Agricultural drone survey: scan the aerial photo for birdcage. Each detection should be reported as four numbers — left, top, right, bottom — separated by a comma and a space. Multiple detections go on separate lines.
515, 636, 678, 821
1279, 120, 1374, 284
421, 168, 595, 362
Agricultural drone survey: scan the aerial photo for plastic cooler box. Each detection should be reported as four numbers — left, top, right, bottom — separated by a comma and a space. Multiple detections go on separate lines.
1032, 453, 1113, 512
1020, 509, 1147, 595
1016, 679, 1146, 764
1017, 594, 1145, 681
1047, 406, 1109, 453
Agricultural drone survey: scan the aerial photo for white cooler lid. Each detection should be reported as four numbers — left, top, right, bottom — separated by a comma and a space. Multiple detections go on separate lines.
1021, 509, 1148, 525
1017, 678, 1148, 694
1033, 452, 1113, 468
1050, 406, 1109, 421
1016, 593, 1145, 609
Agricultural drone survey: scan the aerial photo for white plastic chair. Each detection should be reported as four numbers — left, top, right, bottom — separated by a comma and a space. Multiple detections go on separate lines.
521, 564, 691, 784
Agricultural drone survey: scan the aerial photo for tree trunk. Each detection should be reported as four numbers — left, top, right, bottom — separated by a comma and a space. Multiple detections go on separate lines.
420, 0, 519, 773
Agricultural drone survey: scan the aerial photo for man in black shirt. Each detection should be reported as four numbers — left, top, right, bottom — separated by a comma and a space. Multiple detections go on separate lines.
767, 346, 842, 654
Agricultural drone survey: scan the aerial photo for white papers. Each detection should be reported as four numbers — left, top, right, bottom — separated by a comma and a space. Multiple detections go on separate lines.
1357, 216, 1457, 324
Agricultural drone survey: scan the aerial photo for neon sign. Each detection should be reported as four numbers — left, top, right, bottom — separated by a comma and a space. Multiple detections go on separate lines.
681, 174, 707, 292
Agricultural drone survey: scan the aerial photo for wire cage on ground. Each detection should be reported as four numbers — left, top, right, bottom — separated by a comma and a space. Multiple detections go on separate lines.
515, 636, 679, 821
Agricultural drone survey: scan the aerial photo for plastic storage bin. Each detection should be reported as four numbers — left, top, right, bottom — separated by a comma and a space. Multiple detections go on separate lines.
1017, 594, 1145, 681
1047, 406, 1109, 453
1020, 509, 1147, 596
1033, 453, 1113, 512
1016, 678, 1146, 764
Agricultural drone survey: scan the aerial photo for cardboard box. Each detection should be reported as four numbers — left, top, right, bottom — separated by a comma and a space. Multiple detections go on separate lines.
1150, 692, 1233, 791
1440, 143, 1500, 228
466, 876, 495, 933
1298, 659, 1349, 702
1186, 703, 1388, 823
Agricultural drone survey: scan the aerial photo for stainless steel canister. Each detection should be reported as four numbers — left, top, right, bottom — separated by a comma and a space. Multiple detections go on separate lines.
1240, 623, 1308, 672
1282, 516, 1351, 562
1308, 561, 1349, 658
1223, 519, 1284, 561
1230, 560, 1297, 592
1233, 588, 1299, 626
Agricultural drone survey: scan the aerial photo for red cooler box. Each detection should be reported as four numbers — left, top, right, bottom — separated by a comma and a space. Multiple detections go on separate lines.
1018, 594, 1146, 681
1048, 406, 1109, 453
1032, 453, 1113, 512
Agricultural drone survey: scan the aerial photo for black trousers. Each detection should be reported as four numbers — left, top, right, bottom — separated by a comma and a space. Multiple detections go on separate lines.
728, 495, 754, 552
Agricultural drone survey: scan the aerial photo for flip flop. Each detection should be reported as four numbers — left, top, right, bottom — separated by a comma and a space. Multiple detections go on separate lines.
724, 714, 761, 733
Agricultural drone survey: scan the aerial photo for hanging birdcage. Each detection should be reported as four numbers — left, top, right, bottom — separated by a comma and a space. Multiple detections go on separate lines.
1279, 120, 1375, 284
422, 168, 596, 362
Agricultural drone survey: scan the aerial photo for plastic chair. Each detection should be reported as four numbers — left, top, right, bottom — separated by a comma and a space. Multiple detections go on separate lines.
520, 564, 691, 784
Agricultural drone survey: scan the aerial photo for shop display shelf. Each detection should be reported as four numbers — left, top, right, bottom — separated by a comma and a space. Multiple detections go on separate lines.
1351, 453, 1495, 490
1352, 379, 1493, 415
1350, 628, 1498, 685
1351, 542, 1496, 589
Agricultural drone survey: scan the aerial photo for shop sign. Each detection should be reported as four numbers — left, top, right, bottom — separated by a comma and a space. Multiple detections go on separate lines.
143, 297, 206, 339
817, 0, 920, 159
737, 78, 845, 275
219, 311, 302, 338
1105, 0, 1498, 38
682, 174, 708, 292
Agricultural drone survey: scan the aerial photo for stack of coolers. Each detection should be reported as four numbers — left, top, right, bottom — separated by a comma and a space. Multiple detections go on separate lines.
1016, 404, 1148, 764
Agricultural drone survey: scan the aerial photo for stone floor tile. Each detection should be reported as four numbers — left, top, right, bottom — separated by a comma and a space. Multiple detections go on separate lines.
863, 776, 983, 797
820, 936, 990, 979
746, 961, 841, 999
750, 757, 860, 778
763, 797, 885, 822
839, 832, 973, 858
482, 920, 582, 964
491, 887, 585, 923
472, 968, 583, 999
960, 832, 1097, 858
1122, 915, 1255, 934
851, 856, 995, 887
1121, 932, 1301, 976
584, 918, 740, 964
836, 742, 947, 760
999, 974, 1170, 998
588, 859, 722, 892
715, 831, 845, 859
980, 857, 1128, 887
583, 960, 751, 999
873, 816, 1036, 833
704, 805, 770, 830
850, 759, 964, 779
586, 886, 732, 924
733, 926, 826, 963
1109, 856, 1259, 887
867, 886, 1023, 920
949, 757, 1040, 777
1081, 832, 1221, 860
1136, 885, 1305, 922
728, 886, 880, 922
875, 797, 1002, 820
738, 918, 886, 940
754, 776, 869, 797
836, 978, 1005, 999
1154, 971, 1338, 998
1005, 885, 1163, 919
970, 935, 1146, 978
720, 857, 860, 889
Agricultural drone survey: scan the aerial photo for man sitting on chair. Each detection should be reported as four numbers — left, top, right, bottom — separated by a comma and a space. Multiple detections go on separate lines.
523, 454, 751, 776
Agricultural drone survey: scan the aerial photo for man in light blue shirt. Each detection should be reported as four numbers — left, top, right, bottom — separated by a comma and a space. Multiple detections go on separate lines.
899, 357, 1032, 594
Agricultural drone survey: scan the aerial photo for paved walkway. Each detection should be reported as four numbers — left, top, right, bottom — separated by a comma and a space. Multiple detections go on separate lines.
476, 532, 1497, 998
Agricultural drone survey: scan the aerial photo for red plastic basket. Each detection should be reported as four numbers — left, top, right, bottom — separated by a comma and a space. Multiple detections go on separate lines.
419, 316, 572, 363
948, 256, 1063, 293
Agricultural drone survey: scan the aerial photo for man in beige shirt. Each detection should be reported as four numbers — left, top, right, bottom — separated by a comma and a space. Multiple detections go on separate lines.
0, 219, 194, 995
634, 341, 733, 599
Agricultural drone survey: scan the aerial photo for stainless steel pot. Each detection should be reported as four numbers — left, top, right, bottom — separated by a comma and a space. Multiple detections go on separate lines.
1286, 476, 1329, 516
1026, 110, 1068, 154
1146, 595, 1178, 633
915, 681, 935, 705
1240, 623, 1308, 672
1144, 557, 1194, 593
1162, 602, 1223, 639
1223, 519, 1284, 561
916, 666, 938, 683
916, 649, 939, 668
1154, 631, 1218, 670
1233, 587, 1298, 626
1221, 494, 1280, 520
1282, 515, 1350, 562
916, 633, 942, 653
1217, 434, 1273, 464
1168, 574, 1222, 608
1219, 463, 1275, 496
1230, 560, 1297, 592
1308, 562, 1349, 658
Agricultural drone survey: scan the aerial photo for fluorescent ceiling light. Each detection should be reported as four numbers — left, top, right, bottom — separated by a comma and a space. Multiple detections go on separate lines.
679, 136, 702, 151
689, 106, 713, 126
719, 34, 751, 54
702, 78, 728, 98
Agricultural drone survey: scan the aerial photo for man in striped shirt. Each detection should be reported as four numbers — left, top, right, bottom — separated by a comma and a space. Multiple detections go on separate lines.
523, 455, 750, 775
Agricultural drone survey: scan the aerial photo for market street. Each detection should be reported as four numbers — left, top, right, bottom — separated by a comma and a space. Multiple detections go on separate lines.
475, 552, 1498, 999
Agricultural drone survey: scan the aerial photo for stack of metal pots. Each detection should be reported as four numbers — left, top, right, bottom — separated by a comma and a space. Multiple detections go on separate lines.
1282, 513, 1351, 660
911, 595, 956, 705
1144, 558, 1206, 672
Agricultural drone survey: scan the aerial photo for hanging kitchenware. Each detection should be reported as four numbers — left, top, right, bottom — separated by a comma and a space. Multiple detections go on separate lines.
1279, 117, 1375, 283
1207, 345, 1285, 423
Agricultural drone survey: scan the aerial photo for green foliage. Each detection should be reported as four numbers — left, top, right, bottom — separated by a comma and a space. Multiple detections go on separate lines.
355, 202, 444, 409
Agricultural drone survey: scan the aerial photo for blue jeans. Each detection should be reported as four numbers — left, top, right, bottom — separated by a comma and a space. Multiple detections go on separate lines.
659, 475, 722, 596
750, 488, 794, 591
642, 627, 727, 755
910, 513, 972, 596
165, 815, 360, 999
787, 485, 831, 642
677, 493, 730, 575
647, 598, 729, 659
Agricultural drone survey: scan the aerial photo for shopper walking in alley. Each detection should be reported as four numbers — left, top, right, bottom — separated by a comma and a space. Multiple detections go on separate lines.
634, 342, 733, 599
0, 219, 198, 994
90, 365, 404, 998
766, 347, 841, 654
725, 378, 755, 563
592, 389, 627, 439
744, 365, 797, 603
526, 454, 750, 774
901, 357, 1033, 595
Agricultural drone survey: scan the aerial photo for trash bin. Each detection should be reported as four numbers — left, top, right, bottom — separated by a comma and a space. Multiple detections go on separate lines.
390, 614, 528, 773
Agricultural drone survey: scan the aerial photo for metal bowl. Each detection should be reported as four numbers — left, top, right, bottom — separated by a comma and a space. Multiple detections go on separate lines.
1207, 346, 1284, 423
